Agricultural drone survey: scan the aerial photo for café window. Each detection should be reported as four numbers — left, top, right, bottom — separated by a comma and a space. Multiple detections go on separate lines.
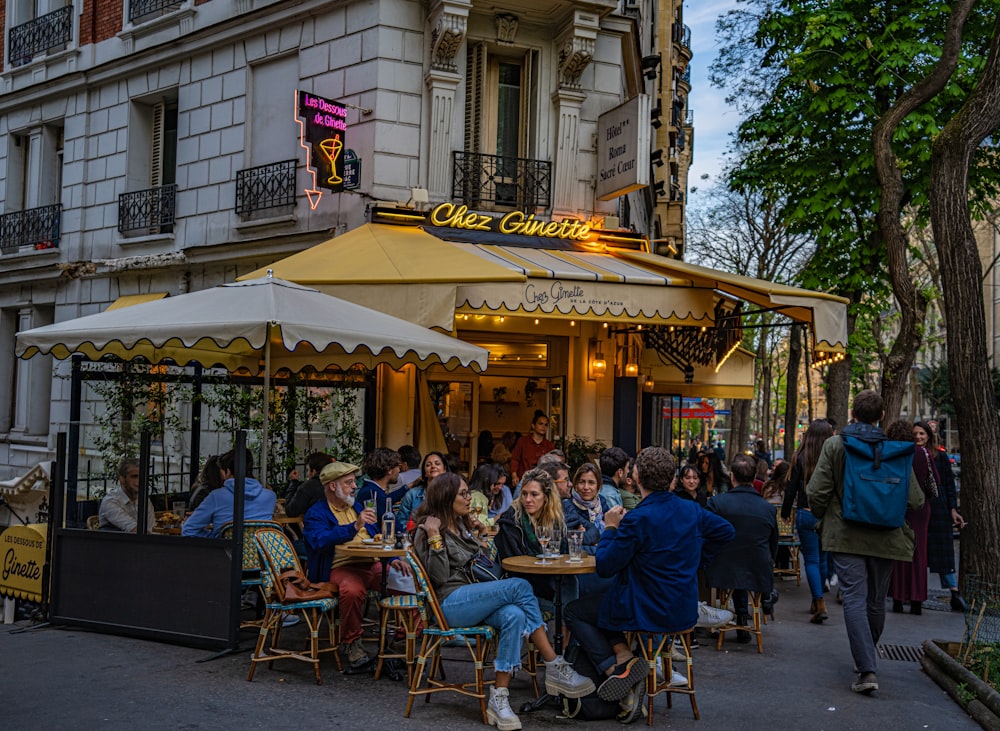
0, 306, 54, 435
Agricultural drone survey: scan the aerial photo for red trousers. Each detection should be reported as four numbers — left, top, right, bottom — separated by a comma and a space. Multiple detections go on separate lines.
329, 561, 383, 644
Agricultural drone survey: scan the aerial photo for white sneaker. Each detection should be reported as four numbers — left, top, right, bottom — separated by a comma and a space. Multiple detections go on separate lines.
544, 655, 597, 699
696, 601, 734, 628
487, 687, 522, 731
669, 669, 688, 687
669, 641, 687, 662
281, 613, 300, 628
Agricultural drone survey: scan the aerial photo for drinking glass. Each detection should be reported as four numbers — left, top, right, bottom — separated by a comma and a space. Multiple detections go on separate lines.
535, 525, 553, 565
567, 530, 584, 563
548, 528, 562, 558
364, 498, 377, 512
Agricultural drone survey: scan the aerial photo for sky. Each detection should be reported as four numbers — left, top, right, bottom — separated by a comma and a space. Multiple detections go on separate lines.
684, 0, 741, 190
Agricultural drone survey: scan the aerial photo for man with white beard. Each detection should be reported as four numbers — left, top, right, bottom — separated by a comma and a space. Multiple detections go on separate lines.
303, 461, 409, 670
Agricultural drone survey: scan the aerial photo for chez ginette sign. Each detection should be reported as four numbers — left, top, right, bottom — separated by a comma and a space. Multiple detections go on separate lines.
596, 95, 651, 201
428, 203, 592, 241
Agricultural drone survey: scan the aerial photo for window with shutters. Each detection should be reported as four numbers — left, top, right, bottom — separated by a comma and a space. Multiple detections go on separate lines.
1, 123, 63, 254
121, 96, 178, 236
454, 43, 550, 210
0, 305, 54, 436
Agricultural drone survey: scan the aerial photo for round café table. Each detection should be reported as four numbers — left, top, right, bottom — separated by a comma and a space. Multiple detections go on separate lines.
501, 554, 595, 713
341, 542, 407, 597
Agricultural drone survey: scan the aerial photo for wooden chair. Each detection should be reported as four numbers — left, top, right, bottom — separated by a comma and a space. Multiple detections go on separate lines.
774, 506, 801, 586
219, 520, 282, 627
714, 590, 764, 654
375, 592, 426, 684
404, 550, 495, 723
248, 527, 341, 684
627, 629, 699, 723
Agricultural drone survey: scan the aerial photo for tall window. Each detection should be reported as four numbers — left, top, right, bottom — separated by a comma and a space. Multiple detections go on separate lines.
122, 96, 178, 235
462, 44, 541, 208
0, 306, 53, 435
7, 1, 74, 67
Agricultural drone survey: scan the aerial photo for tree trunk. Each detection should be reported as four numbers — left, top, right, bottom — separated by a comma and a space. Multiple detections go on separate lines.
825, 359, 851, 430
729, 398, 752, 465
785, 324, 802, 458
930, 12, 1000, 586
872, 1, 972, 422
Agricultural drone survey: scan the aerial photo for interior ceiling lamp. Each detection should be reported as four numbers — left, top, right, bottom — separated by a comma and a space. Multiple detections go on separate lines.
641, 54, 661, 81
650, 104, 662, 129
588, 338, 607, 380
650, 148, 664, 167
653, 179, 666, 197
643, 370, 655, 391
625, 361, 639, 377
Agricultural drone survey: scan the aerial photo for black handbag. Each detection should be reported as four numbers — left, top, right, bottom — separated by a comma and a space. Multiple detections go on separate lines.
463, 550, 501, 583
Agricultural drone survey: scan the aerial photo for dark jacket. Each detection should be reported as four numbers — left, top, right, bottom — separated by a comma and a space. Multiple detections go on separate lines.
780, 455, 809, 521
705, 484, 778, 594
284, 477, 324, 518
494, 507, 558, 601
595, 490, 735, 633
355, 478, 408, 520
302, 498, 378, 582
674, 486, 707, 508
562, 495, 611, 555
927, 447, 959, 574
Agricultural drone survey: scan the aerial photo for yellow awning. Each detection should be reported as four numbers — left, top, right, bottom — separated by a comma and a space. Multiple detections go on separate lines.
642, 346, 756, 399
105, 292, 168, 310
452, 243, 714, 326
616, 251, 849, 352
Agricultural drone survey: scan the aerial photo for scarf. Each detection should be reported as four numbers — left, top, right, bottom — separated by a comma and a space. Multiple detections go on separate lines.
916, 446, 940, 499
571, 490, 605, 531
519, 510, 542, 555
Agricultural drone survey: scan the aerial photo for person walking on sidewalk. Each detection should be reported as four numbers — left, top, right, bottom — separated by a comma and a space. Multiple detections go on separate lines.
807, 390, 924, 695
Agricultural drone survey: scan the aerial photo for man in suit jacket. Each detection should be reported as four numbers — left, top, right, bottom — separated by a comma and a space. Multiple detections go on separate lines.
705, 453, 779, 639
564, 447, 734, 715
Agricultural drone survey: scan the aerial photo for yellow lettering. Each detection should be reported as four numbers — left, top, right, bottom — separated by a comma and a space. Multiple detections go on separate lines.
429, 202, 455, 226
474, 214, 492, 231
499, 211, 525, 234
544, 222, 560, 236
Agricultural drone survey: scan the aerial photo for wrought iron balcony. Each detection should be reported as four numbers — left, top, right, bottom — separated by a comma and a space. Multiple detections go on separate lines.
129, 0, 185, 23
0, 204, 62, 254
452, 151, 551, 209
672, 23, 692, 50
235, 160, 297, 216
118, 185, 176, 235
8, 6, 73, 67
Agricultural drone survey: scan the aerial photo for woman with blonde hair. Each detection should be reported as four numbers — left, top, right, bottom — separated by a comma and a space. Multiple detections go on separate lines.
495, 468, 574, 612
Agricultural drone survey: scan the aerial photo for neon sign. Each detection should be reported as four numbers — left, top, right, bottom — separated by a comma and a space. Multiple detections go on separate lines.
295, 90, 349, 209
428, 203, 592, 241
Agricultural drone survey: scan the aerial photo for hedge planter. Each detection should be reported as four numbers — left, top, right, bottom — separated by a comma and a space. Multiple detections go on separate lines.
922, 640, 1000, 730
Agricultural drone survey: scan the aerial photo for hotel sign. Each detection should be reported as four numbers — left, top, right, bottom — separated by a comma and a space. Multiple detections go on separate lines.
596, 95, 651, 201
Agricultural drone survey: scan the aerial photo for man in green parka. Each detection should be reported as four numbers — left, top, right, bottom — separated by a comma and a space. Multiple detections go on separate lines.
807, 390, 924, 696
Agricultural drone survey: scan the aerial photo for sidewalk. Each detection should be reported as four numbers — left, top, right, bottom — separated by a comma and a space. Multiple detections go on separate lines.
0, 577, 977, 730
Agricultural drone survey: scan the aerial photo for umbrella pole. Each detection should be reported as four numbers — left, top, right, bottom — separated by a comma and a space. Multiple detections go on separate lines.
261, 326, 270, 488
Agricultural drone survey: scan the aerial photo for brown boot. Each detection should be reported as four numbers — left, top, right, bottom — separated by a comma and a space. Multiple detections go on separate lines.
811, 598, 828, 624
810, 599, 817, 615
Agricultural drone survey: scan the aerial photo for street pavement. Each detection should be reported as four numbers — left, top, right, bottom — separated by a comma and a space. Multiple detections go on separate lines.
0, 578, 978, 730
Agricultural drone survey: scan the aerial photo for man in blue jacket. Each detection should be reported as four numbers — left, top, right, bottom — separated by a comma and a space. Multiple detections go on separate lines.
181, 449, 275, 537
565, 447, 734, 717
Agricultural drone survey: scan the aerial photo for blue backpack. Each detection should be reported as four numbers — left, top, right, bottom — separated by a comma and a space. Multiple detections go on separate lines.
840, 433, 914, 530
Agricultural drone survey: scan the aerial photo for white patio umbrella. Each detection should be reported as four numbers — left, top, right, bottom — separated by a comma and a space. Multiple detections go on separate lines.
17, 272, 489, 480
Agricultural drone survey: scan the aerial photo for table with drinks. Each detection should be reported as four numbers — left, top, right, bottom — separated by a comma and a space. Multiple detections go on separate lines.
343, 496, 408, 598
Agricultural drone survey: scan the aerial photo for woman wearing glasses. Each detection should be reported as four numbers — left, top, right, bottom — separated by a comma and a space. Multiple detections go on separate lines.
413, 472, 594, 730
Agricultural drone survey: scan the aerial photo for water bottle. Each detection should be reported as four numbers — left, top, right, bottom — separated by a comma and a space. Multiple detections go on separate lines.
381, 499, 396, 550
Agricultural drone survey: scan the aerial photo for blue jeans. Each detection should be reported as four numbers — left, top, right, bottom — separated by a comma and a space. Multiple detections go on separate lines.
564, 592, 624, 674
440, 578, 545, 673
796, 510, 824, 600
939, 571, 958, 590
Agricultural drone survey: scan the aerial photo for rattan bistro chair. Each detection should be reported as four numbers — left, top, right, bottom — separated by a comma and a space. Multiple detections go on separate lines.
219, 520, 282, 626
248, 528, 341, 684
405, 550, 495, 723
626, 629, 699, 723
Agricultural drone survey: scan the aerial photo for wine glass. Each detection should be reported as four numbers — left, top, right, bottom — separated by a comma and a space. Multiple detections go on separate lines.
536, 525, 553, 565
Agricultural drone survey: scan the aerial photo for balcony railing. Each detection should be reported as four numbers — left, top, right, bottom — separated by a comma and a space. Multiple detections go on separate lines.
118, 184, 177, 235
235, 160, 297, 216
452, 151, 551, 209
129, 0, 185, 23
8, 6, 73, 67
672, 23, 692, 50
0, 204, 62, 254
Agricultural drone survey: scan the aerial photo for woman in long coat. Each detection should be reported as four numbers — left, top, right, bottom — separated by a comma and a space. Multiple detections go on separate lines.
915, 420, 967, 611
